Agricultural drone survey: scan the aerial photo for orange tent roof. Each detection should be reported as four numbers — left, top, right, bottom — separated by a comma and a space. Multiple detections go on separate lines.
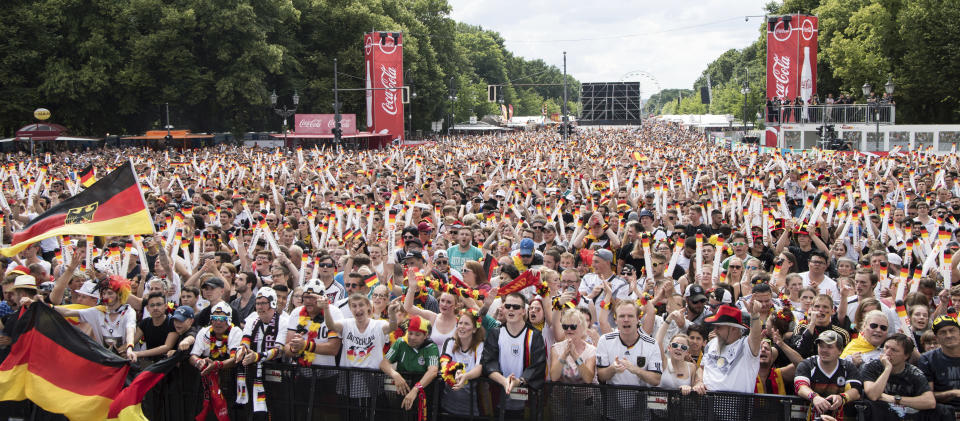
121, 130, 214, 140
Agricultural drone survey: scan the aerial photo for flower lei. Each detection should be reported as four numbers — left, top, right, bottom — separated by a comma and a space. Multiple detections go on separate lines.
552, 291, 582, 311
460, 308, 481, 329
295, 306, 325, 367
414, 275, 486, 301
438, 354, 466, 387
775, 294, 794, 323
209, 326, 234, 360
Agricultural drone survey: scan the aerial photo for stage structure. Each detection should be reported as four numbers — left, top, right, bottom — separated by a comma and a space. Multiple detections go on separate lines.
579, 82, 642, 125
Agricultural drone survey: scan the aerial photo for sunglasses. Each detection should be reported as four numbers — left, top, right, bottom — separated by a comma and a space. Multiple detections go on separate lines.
670, 342, 689, 351
436, 260, 448, 265
317, 263, 335, 268
503, 303, 523, 310
622, 271, 634, 276
729, 242, 746, 247
651, 262, 662, 267
869, 323, 888, 331
403, 235, 415, 240
692, 299, 707, 305
371, 293, 389, 299
728, 265, 742, 269
345, 283, 360, 288
561, 324, 579, 331
533, 226, 544, 231
211, 315, 229, 322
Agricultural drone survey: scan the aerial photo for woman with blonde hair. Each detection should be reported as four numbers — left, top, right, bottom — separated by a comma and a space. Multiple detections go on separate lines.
656, 310, 697, 393
549, 308, 597, 384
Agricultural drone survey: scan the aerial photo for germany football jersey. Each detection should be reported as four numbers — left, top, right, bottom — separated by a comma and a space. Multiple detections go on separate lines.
794, 355, 862, 397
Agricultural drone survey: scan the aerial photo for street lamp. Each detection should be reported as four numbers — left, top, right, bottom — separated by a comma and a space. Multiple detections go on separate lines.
271, 89, 299, 147
741, 83, 750, 136
863, 76, 894, 151
447, 76, 458, 135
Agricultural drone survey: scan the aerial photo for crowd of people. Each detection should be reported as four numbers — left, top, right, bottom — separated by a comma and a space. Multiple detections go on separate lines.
0, 120, 959, 421
765, 92, 895, 124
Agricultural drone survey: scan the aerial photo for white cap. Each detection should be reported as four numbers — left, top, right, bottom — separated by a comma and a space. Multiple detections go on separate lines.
211, 301, 233, 317
256, 287, 278, 309
303, 280, 325, 295
75, 281, 100, 299
495, 189, 507, 198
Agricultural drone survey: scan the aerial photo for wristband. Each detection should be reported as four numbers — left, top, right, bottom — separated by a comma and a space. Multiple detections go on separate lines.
254, 352, 263, 363
414, 382, 423, 390
840, 393, 848, 404
125, 343, 134, 351
807, 391, 818, 401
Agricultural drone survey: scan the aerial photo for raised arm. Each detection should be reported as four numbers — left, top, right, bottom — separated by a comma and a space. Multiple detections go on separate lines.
403, 279, 438, 323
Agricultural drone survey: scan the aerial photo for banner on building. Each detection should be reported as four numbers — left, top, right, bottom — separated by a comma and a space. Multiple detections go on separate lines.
294, 114, 357, 135
766, 14, 818, 146
364, 32, 405, 141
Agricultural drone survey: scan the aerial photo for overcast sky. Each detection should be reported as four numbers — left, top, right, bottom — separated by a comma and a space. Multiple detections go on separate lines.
448, 0, 771, 97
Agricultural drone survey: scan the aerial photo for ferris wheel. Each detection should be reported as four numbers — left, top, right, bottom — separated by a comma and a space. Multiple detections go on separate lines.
619, 71, 662, 114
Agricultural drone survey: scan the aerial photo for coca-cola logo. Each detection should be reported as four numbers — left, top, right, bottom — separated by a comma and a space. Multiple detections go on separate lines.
364, 34, 374, 56
377, 33, 401, 55
299, 119, 327, 128
772, 54, 791, 99
772, 20, 792, 42
801, 19, 816, 41
379, 64, 400, 116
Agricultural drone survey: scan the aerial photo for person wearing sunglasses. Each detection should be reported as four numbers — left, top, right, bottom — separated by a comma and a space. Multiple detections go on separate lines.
481, 292, 546, 415
550, 308, 597, 385
655, 309, 697, 394
840, 310, 890, 368
188, 302, 242, 377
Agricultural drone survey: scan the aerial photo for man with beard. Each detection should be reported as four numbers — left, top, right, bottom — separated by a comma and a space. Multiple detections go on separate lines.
693, 302, 765, 394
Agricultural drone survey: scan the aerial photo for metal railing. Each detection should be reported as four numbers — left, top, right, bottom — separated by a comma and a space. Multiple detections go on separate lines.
0, 362, 829, 421
764, 104, 895, 125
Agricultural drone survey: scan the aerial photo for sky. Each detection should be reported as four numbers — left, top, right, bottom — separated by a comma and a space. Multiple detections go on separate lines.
448, 0, 772, 98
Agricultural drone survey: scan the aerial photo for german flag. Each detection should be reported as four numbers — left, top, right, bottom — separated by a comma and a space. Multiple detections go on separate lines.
0, 302, 130, 420
107, 351, 189, 421
78, 164, 96, 187
364, 273, 379, 288
1, 161, 154, 257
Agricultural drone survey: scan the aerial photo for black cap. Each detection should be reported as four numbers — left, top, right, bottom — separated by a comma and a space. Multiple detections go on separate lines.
688, 285, 707, 302
202, 278, 225, 289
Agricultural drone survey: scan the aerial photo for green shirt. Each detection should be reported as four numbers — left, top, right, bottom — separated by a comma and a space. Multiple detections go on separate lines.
446, 245, 484, 272
385, 339, 439, 373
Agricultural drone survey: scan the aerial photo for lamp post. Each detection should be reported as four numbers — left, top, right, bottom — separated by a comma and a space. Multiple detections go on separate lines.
405, 70, 416, 139
741, 83, 750, 138
862, 75, 895, 151
270, 89, 299, 148
447, 76, 458, 136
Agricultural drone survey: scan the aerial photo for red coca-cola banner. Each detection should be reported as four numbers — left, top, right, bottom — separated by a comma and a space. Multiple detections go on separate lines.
364, 32, 404, 141
294, 114, 357, 135
766, 14, 818, 146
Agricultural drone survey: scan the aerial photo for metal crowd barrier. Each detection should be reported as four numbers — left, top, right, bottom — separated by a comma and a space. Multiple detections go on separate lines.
764, 104, 895, 125
1, 361, 817, 421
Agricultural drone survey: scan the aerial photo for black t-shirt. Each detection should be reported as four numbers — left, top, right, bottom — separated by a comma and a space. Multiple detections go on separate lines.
795, 356, 863, 397
138, 316, 174, 350
682, 224, 712, 238
860, 359, 930, 398
917, 348, 960, 407
788, 245, 814, 273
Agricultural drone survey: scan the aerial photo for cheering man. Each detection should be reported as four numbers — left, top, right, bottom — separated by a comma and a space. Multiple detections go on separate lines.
482, 292, 546, 417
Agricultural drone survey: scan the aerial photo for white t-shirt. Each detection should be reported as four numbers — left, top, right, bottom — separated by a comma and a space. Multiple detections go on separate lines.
700, 335, 760, 393
78, 304, 137, 348
800, 272, 841, 303
595, 330, 663, 386
580, 272, 622, 314
241, 312, 289, 351
339, 318, 388, 369
283, 305, 343, 366
191, 325, 244, 357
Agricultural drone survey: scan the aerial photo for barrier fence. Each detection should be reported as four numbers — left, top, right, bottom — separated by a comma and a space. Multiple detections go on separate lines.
1, 362, 820, 421
764, 104, 895, 125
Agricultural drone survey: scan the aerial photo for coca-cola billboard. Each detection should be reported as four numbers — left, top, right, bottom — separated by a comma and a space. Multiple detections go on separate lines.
364, 32, 404, 141
766, 14, 818, 146
294, 114, 357, 135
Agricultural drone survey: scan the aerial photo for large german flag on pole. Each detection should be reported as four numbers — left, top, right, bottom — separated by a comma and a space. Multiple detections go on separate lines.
1, 160, 154, 257
0, 302, 131, 420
